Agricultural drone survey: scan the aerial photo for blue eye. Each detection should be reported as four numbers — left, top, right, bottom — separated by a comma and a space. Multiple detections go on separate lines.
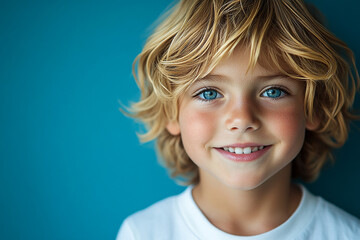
262, 88, 286, 99
197, 89, 221, 101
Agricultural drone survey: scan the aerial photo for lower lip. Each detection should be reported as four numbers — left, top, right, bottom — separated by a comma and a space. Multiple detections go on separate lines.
215, 146, 272, 162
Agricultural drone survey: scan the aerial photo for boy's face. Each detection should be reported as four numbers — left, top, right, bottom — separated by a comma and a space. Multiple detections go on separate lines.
167, 46, 317, 190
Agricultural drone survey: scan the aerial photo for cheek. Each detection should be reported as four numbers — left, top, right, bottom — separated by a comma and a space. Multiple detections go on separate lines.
267, 106, 306, 152
285, 107, 306, 134
179, 107, 217, 158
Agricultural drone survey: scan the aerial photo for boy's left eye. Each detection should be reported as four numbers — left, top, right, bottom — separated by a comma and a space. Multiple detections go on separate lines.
261, 87, 287, 99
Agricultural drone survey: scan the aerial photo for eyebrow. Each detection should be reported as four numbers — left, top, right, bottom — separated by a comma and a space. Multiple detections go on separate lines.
256, 74, 290, 81
198, 74, 228, 82
197, 73, 288, 83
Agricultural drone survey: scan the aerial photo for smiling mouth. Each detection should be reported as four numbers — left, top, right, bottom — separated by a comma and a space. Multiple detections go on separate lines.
221, 146, 267, 155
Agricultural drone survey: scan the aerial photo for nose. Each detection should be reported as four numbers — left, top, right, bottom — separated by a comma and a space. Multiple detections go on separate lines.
225, 98, 260, 133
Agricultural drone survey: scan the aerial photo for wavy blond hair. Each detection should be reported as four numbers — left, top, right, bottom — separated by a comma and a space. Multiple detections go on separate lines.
126, 0, 359, 184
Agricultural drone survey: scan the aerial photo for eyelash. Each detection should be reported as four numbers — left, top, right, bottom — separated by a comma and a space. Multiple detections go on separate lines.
193, 88, 223, 102
261, 86, 289, 100
193, 86, 289, 102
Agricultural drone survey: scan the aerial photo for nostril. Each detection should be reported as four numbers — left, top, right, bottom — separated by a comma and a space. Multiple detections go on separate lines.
227, 122, 259, 132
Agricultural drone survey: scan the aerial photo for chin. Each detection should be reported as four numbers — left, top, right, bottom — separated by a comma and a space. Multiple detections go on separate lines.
219, 174, 270, 191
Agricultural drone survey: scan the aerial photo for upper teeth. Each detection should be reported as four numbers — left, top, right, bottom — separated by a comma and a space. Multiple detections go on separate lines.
223, 146, 264, 154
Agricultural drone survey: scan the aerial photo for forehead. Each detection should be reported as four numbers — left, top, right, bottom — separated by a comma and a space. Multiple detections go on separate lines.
204, 46, 283, 81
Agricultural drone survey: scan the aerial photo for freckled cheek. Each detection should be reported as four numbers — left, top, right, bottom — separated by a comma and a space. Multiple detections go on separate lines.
266, 107, 306, 148
179, 107, 217, 156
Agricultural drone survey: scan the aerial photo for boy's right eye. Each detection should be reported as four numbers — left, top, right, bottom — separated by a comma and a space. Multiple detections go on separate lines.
195, 89, 222, 101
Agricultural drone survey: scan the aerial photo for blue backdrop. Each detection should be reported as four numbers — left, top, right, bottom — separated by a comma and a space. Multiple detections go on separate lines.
1, 0, 359, 239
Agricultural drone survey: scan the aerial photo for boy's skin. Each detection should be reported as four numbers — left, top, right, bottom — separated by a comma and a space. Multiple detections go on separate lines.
166, 45, 319, 236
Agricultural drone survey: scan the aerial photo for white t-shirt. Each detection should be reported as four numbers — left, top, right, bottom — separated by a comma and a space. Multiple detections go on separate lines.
116, 185, 360, 240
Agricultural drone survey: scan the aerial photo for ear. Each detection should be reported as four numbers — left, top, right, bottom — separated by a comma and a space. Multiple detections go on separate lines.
306, 116, 320, 131
166, 120, 180, 135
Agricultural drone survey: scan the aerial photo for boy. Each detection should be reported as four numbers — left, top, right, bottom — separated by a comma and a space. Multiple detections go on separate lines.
117, 0, 360, 239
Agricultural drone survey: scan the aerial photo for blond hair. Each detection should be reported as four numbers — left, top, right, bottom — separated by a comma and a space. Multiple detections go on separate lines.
127, 0, 359, 184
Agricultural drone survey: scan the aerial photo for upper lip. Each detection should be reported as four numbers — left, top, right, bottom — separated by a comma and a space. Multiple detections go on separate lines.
216, 143, 269, 148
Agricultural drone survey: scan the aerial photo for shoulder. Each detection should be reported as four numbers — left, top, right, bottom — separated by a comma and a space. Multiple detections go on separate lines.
300, 187, 360, 239
316, 198, 360, 236
116, 187, 191, 240
128, 193, 180, 225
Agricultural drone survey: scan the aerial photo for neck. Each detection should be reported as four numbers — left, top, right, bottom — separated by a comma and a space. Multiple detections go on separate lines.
192, 164, 301, 236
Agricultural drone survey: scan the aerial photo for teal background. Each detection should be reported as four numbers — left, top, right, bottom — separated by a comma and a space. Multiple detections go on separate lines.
0, 0, 359, 239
